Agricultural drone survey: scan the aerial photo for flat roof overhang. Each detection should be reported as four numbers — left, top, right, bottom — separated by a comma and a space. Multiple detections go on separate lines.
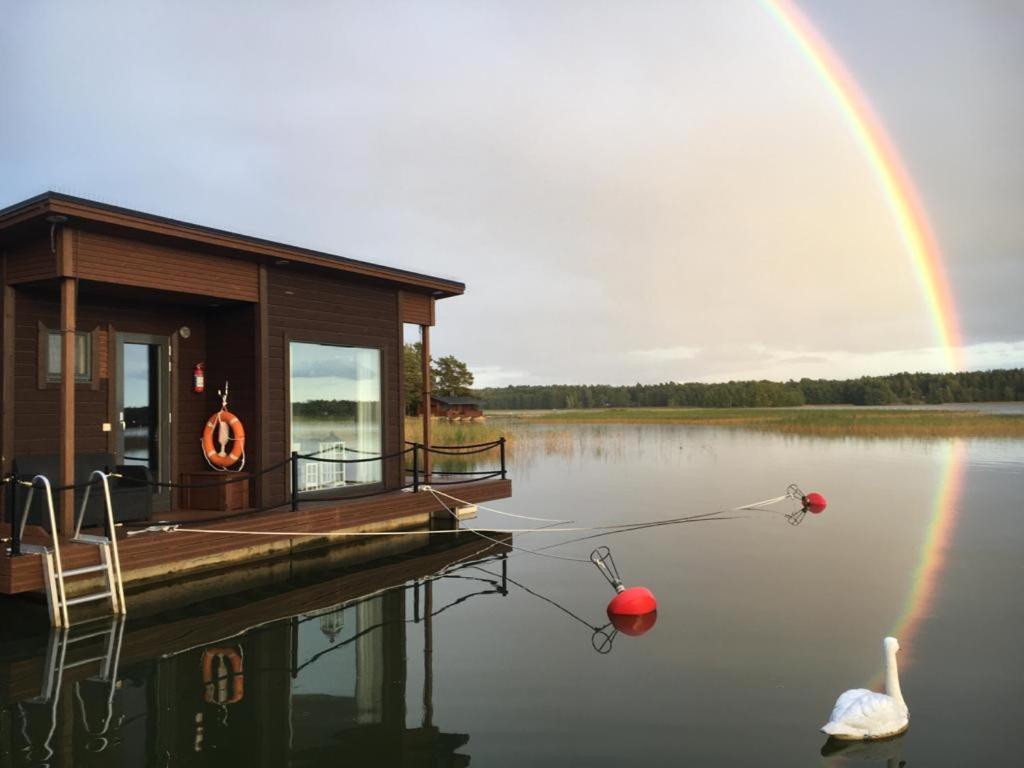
0, 191, 465, 298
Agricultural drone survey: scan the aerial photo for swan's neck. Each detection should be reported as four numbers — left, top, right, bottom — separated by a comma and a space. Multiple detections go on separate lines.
884, 648, 905, 708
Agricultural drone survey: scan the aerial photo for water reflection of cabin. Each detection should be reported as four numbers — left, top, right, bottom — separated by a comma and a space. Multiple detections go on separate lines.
0, 532, 509, 765
0, 192, 511, 599
423, 394, 484, 420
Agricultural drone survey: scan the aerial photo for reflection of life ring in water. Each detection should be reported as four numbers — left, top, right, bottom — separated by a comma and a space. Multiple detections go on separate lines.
202, 410, 245, 469
202, 646, 245, 705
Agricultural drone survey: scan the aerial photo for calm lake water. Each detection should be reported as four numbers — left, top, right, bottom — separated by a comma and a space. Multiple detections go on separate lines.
2, 423, 1022, 766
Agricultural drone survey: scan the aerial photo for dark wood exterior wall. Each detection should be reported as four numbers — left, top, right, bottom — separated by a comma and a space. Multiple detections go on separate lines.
75, 230, 259, 302
7, 286, 243, 507
0, 192, 465, 298
399, 291, 435, 326
4, 236, 55, 285
264, 266, 403, 505
0, 214, 453, 513
205, 303, 259, 488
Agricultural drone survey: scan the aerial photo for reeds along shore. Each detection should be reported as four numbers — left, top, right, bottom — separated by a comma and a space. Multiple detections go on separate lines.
408, 407, 1024, 442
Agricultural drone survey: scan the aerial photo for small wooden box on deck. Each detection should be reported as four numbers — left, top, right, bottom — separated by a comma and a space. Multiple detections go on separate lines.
181, 472, 251, 511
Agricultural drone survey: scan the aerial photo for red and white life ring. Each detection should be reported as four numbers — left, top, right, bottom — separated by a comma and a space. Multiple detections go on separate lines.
202, 410, 245, 469
201, 646, 245, 705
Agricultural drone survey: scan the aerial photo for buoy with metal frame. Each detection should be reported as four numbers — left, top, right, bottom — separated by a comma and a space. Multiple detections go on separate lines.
590, 546, 658, 622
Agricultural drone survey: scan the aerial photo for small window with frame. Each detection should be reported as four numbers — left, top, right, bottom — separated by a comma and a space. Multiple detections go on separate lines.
41, 326, 93, 384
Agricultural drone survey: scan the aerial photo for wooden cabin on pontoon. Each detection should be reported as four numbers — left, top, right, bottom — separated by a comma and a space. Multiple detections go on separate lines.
0, 192, 510, 614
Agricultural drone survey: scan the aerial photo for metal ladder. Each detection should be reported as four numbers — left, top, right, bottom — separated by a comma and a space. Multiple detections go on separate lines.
17, 617, 126, 761
18, 472, 127, 627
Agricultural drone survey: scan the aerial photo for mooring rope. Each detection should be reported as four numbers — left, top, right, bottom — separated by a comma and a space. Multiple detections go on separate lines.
427, 487, 569, 523
428, 488, 594, 563
158, 525, 593, 538
125, 484, 801, 567
432, 487, 794, 531
426, 485, 798, 564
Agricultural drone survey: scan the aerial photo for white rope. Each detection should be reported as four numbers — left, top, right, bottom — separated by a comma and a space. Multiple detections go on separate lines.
127, 487, 799, 559
426, 487, 569, 523
735, 494, 790, 510
428, 488, 794, 528
427, 488, 593, 563
164, 524, 593, 537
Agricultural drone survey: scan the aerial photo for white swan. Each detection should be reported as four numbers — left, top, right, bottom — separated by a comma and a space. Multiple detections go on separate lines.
822, 637, 909, 740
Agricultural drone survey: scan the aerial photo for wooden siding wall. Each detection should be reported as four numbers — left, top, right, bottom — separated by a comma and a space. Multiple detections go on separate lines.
204, 304, 258, 492
76, 230, 259, 302
7, 290, 251, 505
5, 237, 56, 284
265, 268, 402, 505
399, 291, 434, 326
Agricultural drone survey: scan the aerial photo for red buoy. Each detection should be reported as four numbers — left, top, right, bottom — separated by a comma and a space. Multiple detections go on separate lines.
804, 492, 827, 513
607, 586, 658, 617
609, 609, 658, 636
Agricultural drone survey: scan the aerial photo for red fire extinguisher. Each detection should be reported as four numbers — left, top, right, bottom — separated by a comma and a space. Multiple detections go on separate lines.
194, 363, 205, 393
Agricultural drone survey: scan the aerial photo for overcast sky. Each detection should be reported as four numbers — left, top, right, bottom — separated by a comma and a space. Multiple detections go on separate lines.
2, 1, 1021, 386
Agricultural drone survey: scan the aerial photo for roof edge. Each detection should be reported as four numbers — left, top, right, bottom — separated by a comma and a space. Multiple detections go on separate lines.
0, 191, 465, 297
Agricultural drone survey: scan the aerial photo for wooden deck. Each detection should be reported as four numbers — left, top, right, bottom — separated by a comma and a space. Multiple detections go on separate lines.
0, 478, 511, 595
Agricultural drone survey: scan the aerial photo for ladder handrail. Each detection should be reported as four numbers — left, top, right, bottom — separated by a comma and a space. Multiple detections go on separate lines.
76, 471, 126, 615
21, 476, 70, 627
73, 617, 126, 748
21, 472, 127, 627
17, 628, 69, 764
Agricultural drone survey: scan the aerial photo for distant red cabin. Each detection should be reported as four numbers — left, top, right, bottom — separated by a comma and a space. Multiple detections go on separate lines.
422, 394, 483, 420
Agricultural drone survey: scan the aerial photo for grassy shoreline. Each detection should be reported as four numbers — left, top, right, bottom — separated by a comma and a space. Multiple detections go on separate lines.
496, 407, 1024, 438
408, 407, 1024, 440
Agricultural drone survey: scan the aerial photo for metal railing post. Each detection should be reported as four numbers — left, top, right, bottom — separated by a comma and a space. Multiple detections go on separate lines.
411, 444, 420, 492
499, 437, 507, 480
290, 451, 299, 511
9, 473, 21, 556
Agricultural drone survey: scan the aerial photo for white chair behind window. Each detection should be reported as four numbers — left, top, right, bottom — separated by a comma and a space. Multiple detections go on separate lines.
318, 441, 346, 488
304, 462, 322, 491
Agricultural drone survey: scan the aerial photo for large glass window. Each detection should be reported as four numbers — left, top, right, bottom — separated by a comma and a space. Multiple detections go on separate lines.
290, 342, 382, 491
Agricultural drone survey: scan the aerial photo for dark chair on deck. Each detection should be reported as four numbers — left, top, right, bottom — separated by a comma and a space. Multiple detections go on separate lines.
10, 453, 153, 533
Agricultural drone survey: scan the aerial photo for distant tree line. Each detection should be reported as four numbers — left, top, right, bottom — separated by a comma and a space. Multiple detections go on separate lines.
292, 399, 359, 420
474, 368, 1024, 409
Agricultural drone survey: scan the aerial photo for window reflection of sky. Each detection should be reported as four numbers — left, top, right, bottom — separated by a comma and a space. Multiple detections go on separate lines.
290, 344, 381, 403
123, 344, 150, 408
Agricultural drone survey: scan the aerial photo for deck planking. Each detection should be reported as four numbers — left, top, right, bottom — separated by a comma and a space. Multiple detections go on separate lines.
0, 478, 511, 594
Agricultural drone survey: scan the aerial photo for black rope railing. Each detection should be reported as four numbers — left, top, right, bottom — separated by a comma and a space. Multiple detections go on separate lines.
3, 437, 508, 554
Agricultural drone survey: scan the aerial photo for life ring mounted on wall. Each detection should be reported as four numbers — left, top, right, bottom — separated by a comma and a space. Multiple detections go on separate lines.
202, 381, 246, 471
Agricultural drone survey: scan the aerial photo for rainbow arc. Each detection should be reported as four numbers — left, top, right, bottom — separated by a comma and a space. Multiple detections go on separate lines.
763, 0, 963, 372
762, 2, 970, 689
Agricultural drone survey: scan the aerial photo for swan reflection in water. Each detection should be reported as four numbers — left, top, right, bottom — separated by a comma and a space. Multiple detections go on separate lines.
821, 732, 907, 767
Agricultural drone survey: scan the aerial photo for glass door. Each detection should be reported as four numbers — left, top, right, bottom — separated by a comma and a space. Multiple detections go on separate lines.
116, 333, 171, 512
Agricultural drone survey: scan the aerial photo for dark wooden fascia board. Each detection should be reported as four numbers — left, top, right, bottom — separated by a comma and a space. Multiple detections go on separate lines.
0, 193, 464, 297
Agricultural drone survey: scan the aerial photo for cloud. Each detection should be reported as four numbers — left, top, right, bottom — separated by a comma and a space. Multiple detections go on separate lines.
2, 2, 1021, 389
290, 348, 379, 381
629, 345, 701, 362
687, 340, 1024, 383
472, 365, 530, 388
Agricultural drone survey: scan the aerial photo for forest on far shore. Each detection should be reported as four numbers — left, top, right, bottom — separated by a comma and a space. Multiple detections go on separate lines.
473, 368, 1024, 410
